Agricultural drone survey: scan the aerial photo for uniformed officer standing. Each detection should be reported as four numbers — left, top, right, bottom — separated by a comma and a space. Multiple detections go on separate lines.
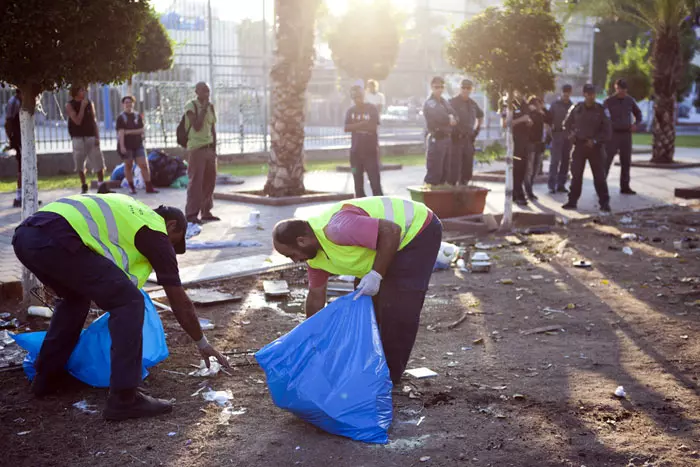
548, 84, 575, 194
448, 79, 484, 185
562, 84, 612, 213
502, 91, 534, 206
423, 76, 457, 185
604, 79, 643, 194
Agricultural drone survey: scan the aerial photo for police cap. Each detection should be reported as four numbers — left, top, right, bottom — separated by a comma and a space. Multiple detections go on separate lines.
582, 83, 596, 94
431, 76, 445, 86
615, 78, 628, 89
562, 84, 572, 93
461, 79, 474, 88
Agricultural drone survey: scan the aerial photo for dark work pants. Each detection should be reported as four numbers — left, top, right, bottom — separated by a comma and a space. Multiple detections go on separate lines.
372, 216, 442, 385
568, 143, 610, 207
12, 225, 145, 391
350, 148, 383, 198
605, 131, 633, 190
449, 136, 475, 185
513, 137, 529, 201
525, 142, 544, 196
424, 136, 451, 185
548, 131, 571, 190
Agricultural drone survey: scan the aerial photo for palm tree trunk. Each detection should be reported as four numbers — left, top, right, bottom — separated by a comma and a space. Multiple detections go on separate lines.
264, 0, 320, 197
650, 28, 682, 164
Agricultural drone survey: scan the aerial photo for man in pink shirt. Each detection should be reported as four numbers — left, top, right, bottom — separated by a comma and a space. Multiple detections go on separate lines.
272, 197, 442, 385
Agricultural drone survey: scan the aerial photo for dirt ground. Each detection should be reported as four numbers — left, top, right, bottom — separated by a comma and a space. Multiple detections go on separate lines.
2, 204, 700, 467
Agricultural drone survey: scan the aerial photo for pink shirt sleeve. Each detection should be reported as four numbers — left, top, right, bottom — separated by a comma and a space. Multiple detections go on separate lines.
324, 206, 379, 249
308, 267, 331, 288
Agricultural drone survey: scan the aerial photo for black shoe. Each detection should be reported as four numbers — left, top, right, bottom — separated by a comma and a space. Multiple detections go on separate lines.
548, 188, 556, 195
515, 198, 529, 207
600, 204, 611, 213
103, 389, 173, 421
31, 370, 71, 397
188, 218, 202, 225
557, 186, 569, 193
201, 214, 221, 223
527, 192, 539, 201
81, 184, 88, 194
562, 203, 577, 211
12, 198, 21, 208
621, 188, 637, 195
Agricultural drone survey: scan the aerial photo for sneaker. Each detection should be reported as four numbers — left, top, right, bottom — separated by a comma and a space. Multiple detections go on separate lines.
81, 184, 88, 194
103, 389, 173, 421
600, 204, 611, 213
12, 198, 21, 208
621, 188, 637, 195
561, 203, 577, 211
557, 186, 569, 193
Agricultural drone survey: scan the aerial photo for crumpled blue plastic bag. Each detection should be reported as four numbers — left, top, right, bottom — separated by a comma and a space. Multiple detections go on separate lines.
255, 294, 393, 444
12, 290, 168, 388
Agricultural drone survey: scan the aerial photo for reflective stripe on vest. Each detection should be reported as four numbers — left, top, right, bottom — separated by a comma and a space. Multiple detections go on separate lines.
54, 196, 139, 286
379, 197, 415, 243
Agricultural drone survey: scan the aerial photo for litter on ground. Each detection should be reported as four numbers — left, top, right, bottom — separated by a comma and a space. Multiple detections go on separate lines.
404, 368, 438, 379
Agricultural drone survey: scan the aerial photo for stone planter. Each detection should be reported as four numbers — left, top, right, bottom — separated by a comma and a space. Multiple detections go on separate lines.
407, 186, 490, 219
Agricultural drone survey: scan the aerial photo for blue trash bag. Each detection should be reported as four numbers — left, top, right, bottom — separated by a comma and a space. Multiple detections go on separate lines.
255, 294, 393, 444
111, 163, 125, 181
12, 290, 168, 387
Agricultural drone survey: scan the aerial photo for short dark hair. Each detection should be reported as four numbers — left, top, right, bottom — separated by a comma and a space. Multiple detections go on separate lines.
562, 84, 572, 93
70, 85, 85, 98
121, 95, 135, 104
615, 78, 628, 89
431, 76, 445, 86
274, 220, 311, 246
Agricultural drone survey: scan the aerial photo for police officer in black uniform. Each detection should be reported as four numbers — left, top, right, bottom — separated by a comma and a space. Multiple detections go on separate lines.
423, 76, 457, 185
562, 84, 612, 213
604, 78, 643, 194
448, 79, 484, 185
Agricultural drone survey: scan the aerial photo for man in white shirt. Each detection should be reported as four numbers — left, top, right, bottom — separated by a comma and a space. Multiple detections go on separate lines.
364, 80, 386, 114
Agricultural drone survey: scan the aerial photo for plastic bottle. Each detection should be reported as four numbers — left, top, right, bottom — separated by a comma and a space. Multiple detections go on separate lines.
27, 306, 53, 319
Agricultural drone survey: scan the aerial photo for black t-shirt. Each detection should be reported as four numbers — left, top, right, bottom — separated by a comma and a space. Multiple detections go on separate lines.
68, 100, 96, 138
20, 212, 181, 286
345, 103, 379, 150
529, 110, 545, 143
116, 111, 145, 151
511, 99, 530, 141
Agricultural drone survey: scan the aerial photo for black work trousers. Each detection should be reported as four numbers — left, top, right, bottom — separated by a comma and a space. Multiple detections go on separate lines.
605, 131, 633, 190
12, 225, 145, 391
372, 215, 442, 385
350, 147, 383, 198
513, 137, 530, 201
568, 143, 610, 207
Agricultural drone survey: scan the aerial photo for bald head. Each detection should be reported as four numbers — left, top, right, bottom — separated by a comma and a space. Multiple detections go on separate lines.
195, 82, 210, 103
272, 219, 319, 263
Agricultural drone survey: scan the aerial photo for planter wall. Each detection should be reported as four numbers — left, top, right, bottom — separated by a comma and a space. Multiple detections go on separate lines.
408, 186, 489, 219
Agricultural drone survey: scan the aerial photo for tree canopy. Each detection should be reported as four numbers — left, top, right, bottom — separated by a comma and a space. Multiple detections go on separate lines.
606, 39, 652, 101
593, 19, 644, 89
327, 0, 401, 82
133, 10, 174, 76
447, 0, 564, 98
0, 0, 152, 100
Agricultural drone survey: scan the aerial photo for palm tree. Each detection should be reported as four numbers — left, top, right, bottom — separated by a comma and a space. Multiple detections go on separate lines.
264, 0, 321, 196
567, 0, 699, 163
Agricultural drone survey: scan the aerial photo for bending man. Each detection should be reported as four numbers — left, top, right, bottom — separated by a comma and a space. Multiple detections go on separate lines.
273, 197, 442, 386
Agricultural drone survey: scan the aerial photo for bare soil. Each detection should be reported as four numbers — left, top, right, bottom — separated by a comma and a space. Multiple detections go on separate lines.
2, 205, 700, 467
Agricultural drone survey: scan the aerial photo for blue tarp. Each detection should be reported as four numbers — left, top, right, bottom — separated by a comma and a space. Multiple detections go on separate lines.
12, 290, 168, 388
255, 294, 393, 444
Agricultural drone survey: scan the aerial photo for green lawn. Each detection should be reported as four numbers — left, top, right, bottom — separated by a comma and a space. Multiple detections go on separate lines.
0, 153, 428, 193
632, 133, 700, 148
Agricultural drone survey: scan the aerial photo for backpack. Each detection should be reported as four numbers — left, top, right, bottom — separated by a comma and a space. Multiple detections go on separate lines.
176, 101, 198, 148
148, 150, 187, 187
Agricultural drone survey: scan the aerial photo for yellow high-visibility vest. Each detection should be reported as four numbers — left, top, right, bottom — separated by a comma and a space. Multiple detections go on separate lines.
40, 194, 167, 288
307, 196, 430, 277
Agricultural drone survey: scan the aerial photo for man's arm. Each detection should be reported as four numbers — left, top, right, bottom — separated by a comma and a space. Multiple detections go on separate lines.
118, 130, 126, 153
187, 103, 208, 132
371, 219, 401, 277
305, 284, 327, 318
91, 102, 100, 145
598, 107, 612, 143
631, 100, 643, 129
474, 103, 484, 133
66, 100, 88, 126
563, 105, 577, 140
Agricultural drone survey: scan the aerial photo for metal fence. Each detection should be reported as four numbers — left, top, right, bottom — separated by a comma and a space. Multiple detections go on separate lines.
5, 0, 604, 158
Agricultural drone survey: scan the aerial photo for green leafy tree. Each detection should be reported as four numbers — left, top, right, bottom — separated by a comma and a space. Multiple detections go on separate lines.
328, 0, 401, 82
566, 0, 700, 163
133, 11, 174, 77
677, 23, 700, 101
593, 19, 644, 89
447, 0, 564, 229
605, 39, 652, 101
0, 0, 154, 299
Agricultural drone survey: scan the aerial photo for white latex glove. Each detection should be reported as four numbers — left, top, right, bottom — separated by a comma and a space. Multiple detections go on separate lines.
354, 270, 383, 299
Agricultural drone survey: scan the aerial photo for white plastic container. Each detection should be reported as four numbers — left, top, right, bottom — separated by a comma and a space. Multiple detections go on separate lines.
27, 306, 53, 319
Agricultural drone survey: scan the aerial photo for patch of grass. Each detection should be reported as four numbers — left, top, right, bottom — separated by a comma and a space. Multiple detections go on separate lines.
633, 133, 700, 148
0, 173, 78, 193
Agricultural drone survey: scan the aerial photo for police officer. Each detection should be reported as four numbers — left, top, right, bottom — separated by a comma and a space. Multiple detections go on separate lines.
548, 84, 575, 194
423, 76, 457, 185
562, 84, 612, 213
448, 79, 484, 185
604, 78, 643, 194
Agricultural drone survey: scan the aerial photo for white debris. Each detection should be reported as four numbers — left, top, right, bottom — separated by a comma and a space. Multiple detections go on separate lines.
404, 368, 438, 379
189, 357, 222, 377
198, 318, 215, 330
619, 216, 633, 224
614, 386, 626, 398
219, 406, 247, 425
73, 400, 98, 414
622, 246, 633, 256
621, 233, 637, 241
167, 432, 177, 437
202, 389, 233, 406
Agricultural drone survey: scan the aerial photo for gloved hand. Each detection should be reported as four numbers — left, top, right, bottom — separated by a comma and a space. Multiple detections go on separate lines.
354, 270, 383, 299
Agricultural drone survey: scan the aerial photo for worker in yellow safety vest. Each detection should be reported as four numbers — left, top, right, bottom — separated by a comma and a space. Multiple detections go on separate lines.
12, 193, 229, 421
273, 196, 442, 385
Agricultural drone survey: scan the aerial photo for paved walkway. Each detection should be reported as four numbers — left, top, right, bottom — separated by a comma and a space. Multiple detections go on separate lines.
1, 148, 699, 288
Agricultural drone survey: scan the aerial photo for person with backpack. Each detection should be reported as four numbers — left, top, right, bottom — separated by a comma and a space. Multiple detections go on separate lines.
181, 82, 218, 225
116, 96, 158, 194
